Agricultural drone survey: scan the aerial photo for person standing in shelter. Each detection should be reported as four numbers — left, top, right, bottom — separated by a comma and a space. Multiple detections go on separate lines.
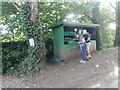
77, 31, 87, 63
83, 29, 91, 60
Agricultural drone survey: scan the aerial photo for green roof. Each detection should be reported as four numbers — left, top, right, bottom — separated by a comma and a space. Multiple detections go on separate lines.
50, 21, 100, 29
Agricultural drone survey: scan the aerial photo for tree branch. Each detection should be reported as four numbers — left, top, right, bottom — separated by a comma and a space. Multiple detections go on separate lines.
102, 13, 116, 22
11, 2, 22, 12
110, 2, 116, 10
84, 13, 94, 23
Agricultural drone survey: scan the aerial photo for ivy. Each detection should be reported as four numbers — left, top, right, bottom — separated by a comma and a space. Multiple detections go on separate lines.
14, 3, 46, 75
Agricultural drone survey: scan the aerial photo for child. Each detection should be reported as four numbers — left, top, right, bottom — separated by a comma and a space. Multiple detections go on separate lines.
77, 33, 87, 63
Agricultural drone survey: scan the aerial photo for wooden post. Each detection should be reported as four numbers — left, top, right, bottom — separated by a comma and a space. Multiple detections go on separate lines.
114, 1, 120, 47
118, 1, 120, 47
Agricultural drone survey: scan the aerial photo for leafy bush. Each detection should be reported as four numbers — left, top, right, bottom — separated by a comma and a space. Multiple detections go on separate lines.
2, 39, 53, 74
43, 30, 53, 59
45, 38, 53, 58
2, 41, 28, 74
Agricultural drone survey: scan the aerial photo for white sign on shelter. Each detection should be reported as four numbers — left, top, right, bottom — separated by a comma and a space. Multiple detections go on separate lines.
29, 38, 35, 46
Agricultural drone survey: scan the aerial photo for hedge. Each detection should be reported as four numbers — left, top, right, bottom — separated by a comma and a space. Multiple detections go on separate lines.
2, 39, 53, 74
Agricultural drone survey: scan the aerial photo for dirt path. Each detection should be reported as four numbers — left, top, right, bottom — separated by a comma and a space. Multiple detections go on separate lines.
2, 48, 118, 88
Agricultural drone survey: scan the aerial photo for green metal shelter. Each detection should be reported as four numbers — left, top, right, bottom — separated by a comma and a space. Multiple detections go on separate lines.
51, 21, 99, 61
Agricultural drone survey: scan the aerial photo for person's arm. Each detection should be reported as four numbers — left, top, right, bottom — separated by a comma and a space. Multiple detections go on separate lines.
86, 34, 90, 42
86, 37, 90, 42
78, 39, 86, 44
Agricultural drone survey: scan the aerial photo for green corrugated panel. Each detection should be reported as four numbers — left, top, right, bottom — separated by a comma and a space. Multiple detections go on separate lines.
53, 25, 64, 57
64, 32, 75, 35
50, 21, 63, 29
63, 21, 100, 27
50, 21, 100, 29
67, 41, 78, 44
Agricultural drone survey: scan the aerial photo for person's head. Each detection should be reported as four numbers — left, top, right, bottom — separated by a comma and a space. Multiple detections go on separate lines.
77, 33, 80, 37
83, 29, 87, 35
76, 34, 79, 38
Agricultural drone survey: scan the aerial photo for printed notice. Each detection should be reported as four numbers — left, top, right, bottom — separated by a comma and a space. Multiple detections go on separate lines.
29, 38, 35, 46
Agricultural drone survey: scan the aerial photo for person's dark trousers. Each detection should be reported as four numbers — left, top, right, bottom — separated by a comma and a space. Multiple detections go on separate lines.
81, 44, 87, 61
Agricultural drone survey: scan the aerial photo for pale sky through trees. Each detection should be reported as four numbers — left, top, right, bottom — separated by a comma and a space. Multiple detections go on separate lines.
1, 0, 116, 34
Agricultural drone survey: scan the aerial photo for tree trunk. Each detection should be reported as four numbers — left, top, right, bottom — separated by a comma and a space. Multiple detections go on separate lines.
29, 1, 46, 69
12, 1, 46, 71
114, 1, 120, 47
92, 2, 102, 50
